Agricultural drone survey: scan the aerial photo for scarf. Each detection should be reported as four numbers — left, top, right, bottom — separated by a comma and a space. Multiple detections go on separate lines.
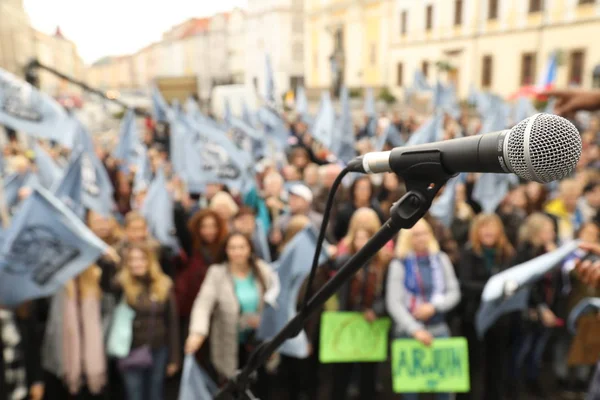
62, 284, 106, 395
0, 310, 27, 400
402, 252, 445, 312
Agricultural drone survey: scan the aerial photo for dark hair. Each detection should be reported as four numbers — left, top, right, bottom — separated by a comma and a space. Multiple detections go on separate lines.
349, 176, 375, 204
220, 232, 266, 291
584, 181, 600, 194
187, 209, 229, 258
234, 206, 256, 220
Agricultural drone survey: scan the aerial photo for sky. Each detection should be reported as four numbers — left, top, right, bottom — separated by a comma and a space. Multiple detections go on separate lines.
24, 0, 247, 64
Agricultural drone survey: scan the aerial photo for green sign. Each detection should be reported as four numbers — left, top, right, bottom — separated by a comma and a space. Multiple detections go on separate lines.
319, 311, 391, 363
391, 338, 470, 393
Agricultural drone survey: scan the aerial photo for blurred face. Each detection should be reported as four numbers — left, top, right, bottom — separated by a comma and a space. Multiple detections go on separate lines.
323, 167, 341, 188
127, 248, 149, 277
263, 175, 283, 197
88, 211, 112, 240
289, 194, 309, 215
126, 219, 148, 243
383, 173, 399, 192
410, 221, 431, 253
148, 149, 163, 173
233, 214, 256, 236
353, 229, 370, 251
353, 178, 372, 205
292, 153, 309, 170
199, 216, 218, 244
579, 224, 600, 243
510, 187, 528, 210
526, 182, 543, 202
226, 235, 251, 266
586, 185, 600, 208
303, 167, 319, 187
478, 221, 501, 248
561, 189, 581, 212
118, 177, 131, 197
205, 184, 224, 201
282, 166, 301, 181
538, 220, 556, 245
213, 203, 234, 222
455, 183, 467, 203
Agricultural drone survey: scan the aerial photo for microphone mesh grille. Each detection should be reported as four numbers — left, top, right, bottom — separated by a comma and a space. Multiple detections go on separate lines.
506, 114, 582, 183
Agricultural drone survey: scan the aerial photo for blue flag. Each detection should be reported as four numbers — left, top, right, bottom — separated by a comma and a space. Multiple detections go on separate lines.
433, 81, 461, 119
0, 68, 76, 148
254, 220, 271, 263
113, 109, 143, 171
151, 85, 169, 122
133, 145, 152, 194
32, 142, 63, 190
141, 169, 180, 252
512, 96, 538, 125
472, 173, 518, 213
311, 91, 336, 149
375, 121, 404, 152
52, 151, 84, 219
429, 175, 461, 227
479, 94, 510, 133
178, 355, 218, 400
364, 88, 376, 117
257, 226, 329, 358
412, 70, 431, 92
331, 86, 355, 164
295, 86, 308, 118
476, 240, 580, 337
406, 112, 444, 146
0, 187, 107, 306
264, 53, 276, 104
75, 123, 115, 216
258, 106, 289, 151
3, 173, 29, 213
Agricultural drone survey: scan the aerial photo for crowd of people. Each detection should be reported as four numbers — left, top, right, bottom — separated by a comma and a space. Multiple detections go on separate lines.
0, 86, 599, 400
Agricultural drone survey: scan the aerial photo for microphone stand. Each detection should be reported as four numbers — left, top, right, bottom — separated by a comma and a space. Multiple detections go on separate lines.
214, 152, 455, 400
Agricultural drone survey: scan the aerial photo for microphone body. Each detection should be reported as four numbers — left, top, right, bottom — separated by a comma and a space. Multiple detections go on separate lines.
352, 113, 582, 184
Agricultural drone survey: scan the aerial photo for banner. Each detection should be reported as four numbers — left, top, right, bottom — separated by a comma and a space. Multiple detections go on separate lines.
319, 311, 391, 363
391, 338, 470, 393
0, 187, 107, 306
0, 68, 76, 148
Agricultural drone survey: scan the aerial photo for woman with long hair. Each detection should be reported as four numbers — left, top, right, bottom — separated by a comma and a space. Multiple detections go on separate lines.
185, 232, 278, 395
333, 176, 385, 241
512, 213, 561, 399
385, 219, 460, 400
332, 225, 392, 400
42, 267, 107, 400
116, 242, 179, 400
173, 209, 228, 334
458, 214, 515, 400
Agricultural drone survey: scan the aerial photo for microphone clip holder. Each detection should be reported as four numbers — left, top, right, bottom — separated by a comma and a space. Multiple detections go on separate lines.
215, 154, 454, 400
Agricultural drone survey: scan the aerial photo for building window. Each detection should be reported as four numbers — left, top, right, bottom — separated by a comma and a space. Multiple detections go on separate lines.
426, 5, 433, 30
521, 52, 536, 85
488, 0, 498, 20
569, 50, 585, 85
396, 63, 404, 86
579, 0, 595, 4
529, 0, 543, 12
401, 11, 408, 35
422, 61, 429, 78
482, 55, 493, 88
455, 0, 463, 26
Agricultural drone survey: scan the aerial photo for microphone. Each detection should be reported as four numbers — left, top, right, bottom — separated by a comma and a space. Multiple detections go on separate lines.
350, 113, 582, 183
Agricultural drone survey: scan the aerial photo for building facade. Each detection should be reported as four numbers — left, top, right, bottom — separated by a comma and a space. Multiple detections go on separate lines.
245, 0, 305, 101
0, 0, 35, 77
304, 0, 395, 94
389, 0, 600, 99
304, 0, 600, 99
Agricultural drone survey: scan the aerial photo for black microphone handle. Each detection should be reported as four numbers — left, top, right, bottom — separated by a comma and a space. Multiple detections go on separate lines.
389, 130, 510, 175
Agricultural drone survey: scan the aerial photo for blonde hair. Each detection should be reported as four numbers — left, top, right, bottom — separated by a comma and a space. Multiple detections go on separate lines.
518, 212, 554, 246
341, 208, 382, 248
395, 219, 440, 258
66, 266, 102, 299
118, 242, 172, 304
210, 191, 239, 216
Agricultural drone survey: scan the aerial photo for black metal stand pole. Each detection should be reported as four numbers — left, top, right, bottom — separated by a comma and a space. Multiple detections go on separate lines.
214, 154, 455, 399
23, 59, 150, 117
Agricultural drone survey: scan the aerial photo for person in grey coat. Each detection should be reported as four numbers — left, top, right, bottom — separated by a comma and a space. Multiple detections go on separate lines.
385, 219, 461, 400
